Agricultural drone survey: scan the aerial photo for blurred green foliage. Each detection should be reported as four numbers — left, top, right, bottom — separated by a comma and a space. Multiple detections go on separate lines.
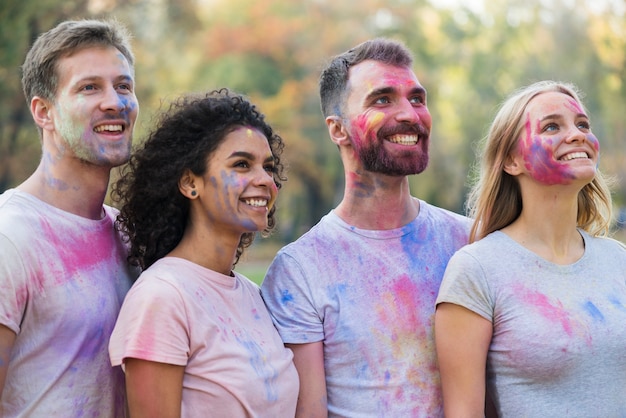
1, 0, 625, 249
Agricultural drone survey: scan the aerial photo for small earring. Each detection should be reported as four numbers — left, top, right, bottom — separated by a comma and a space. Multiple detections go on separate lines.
191, 190, 197, 197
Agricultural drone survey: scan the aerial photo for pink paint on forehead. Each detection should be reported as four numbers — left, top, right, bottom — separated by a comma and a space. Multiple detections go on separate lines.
565, 98, 584, 114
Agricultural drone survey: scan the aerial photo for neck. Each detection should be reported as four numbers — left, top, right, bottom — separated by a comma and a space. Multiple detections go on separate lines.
168, 215, 241, 276
335, 169, 418, 229
19, 159, 111, 220
502, 185, 583, 264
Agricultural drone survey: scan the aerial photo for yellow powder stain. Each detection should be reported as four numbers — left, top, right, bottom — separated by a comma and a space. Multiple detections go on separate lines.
367, 112, 385, 130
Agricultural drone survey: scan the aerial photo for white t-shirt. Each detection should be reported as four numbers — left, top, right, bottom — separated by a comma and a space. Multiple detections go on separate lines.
437, 230, 626, 417
0, 189, 133, 417
109, 257, 299, 418
261, 201, 471, 417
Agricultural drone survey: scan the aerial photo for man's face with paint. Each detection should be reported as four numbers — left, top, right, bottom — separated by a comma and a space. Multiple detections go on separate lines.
342, 60, 432, 176
48, 45, 139, 167
515, 91, 599, 186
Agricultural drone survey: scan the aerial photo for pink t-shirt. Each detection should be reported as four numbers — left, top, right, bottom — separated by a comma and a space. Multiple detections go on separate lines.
109, 257, 298, 417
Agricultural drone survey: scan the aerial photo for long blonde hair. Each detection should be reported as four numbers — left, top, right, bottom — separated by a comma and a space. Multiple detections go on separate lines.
468, 80, 613, 242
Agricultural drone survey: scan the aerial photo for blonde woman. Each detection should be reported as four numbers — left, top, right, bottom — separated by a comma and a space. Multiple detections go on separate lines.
435, 80, 626, 417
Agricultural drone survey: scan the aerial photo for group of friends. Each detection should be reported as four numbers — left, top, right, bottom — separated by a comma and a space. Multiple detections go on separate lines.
0, 17, 625, 418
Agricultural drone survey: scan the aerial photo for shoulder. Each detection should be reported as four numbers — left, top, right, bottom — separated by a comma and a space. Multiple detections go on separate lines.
418, 201, 472, 238
583, 232, 626, 260
276, 212, 336, 254
132, 259, 187, 292
420, 200, 471, 225
0, 190, 40, 226
0, 191, 51, 252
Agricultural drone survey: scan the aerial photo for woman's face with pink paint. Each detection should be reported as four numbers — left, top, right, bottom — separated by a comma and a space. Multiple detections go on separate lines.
514, 91, 599, 186
195, 126, 278, 234
343, 60, 432, 176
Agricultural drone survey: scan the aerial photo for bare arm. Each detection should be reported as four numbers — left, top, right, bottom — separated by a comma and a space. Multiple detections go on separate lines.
124, 358, 185, 418
0, 325, 16, 395
286, 342, 328, 418
435, 303, 493, 418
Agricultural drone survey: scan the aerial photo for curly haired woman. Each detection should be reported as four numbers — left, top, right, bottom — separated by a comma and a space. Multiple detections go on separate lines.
108, 88, 298, 417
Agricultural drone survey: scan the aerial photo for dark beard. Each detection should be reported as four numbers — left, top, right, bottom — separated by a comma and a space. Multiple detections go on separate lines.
358, 124, 430, 176
360, 144, 429, 175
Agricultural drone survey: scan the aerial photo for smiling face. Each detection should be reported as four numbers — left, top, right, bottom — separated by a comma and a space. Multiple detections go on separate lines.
195, 126, 278, 235
48, 45, 138, 167
514, 91, 599, 186
342, 60, 432, 176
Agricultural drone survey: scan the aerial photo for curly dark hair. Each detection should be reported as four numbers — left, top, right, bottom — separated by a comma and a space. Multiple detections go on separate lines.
112, 88, 286, 272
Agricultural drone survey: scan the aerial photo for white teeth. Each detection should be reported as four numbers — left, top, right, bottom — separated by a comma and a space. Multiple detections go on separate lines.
560, 152, 588, 161
387, 134, 418, 145
244, 199, 268, 207
94, 124, 123, 133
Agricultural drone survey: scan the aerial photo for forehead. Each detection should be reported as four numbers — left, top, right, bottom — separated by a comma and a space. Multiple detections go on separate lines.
526, 91, 585, 117
56, 46, 133, 83
213, 126, 271, 156
347, 60, 422, 98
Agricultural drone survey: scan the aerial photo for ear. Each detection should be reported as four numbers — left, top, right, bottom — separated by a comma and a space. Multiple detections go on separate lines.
326, 116, 350, 147
31, 96, 54, 131
178, 169, 200, 199
503, 153, 524, 176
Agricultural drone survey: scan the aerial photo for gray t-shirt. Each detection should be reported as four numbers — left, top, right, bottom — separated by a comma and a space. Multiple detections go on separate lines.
261, 200, 471, 417
437, 230, 626, 417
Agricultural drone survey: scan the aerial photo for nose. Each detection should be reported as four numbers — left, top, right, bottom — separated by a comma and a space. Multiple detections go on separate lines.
565, 124, 587, 144
395, 98, 421, 124
100, 84, 127, 113
252, 165, 275, 187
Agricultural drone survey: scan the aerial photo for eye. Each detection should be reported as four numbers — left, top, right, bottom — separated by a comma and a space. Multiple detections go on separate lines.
410, 95, 425, 105
234, 160, 250, 169
542, 122, 559, 132
264, 163, 276, 173
81, 84, 97, 92
117, 83, 132, 92
577, 120, 590, 130
374, 96, 391, 105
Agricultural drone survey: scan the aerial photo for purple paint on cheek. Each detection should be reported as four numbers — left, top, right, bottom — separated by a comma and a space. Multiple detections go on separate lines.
587, 133, 600, 152
520, 117, 575, 185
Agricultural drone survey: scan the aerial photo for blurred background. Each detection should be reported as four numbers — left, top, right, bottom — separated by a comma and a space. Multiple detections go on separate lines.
1, 0, 625, 279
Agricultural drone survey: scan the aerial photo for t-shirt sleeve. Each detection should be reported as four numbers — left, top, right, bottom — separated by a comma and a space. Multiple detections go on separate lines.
260, 251, 324, 344
435, 248, 494, 322
0, 234, 28, 334
109, 275, 190, 367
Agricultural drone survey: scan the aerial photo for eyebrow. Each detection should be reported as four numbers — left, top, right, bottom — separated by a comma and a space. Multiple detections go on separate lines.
73, 74, 134, 86
364, 86, 426, 103
540, 112, 588, 122
228, 151, 275, 163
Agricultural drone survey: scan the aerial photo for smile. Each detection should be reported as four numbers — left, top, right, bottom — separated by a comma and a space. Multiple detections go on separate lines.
387, 134, 418, 145
94, 124, 124, 133
559, 151, 589, 161
243, 198, 268, 207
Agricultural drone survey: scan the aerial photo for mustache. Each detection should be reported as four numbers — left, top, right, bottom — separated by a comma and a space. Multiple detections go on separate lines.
377, 123, 430, 139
